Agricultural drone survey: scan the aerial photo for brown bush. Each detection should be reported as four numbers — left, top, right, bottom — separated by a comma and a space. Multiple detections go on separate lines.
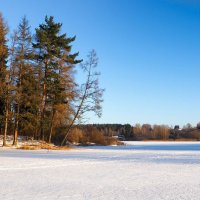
105, 137, 118, 145
79, 126, 124, 146
89, 131, 106, 145
67, 128, 84, 143
190, 130, 200, 140
53, 125, 124, 146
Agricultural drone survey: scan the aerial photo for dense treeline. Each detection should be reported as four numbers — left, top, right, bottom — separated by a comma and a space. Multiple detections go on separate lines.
0, 13, 104, 146
80, 124, 170, 140
68, 123, 200, 142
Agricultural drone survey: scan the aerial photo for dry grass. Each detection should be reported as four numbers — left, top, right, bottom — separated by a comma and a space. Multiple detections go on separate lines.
18, 142, 72, 150
117, 140, 125, 145
103, 137, 124, 146
1, 144, 13, 148
19, 145, 41, 150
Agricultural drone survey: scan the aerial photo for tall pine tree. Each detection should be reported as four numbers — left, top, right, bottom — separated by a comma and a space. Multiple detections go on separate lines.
33, 16, 81, 141
0, 13, 9, 146
11, 16, 36, 145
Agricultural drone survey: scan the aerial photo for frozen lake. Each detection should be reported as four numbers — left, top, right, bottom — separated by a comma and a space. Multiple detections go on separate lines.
1, 141, 200, 200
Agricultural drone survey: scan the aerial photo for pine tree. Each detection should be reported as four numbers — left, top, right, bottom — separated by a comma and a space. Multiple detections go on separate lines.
0, 13, 9, 146
33, 16, 81, 141
11, 16, 35, 145
47, 52, 77, 143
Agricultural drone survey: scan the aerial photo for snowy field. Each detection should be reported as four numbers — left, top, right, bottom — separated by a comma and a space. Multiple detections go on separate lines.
1, 141, 200, 200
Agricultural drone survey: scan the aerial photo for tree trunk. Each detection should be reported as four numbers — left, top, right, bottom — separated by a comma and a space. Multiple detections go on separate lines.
33, 128, 37, 140
61, 66, 91, 146
3, 97, 8, 146
40, 113, 45, 141
48, 109, 55, 143
13, 106, 19, 146
40, 81, 47, 140
61, 92, 86, 146
13, 66, 21, 146
40, 62, 47, 141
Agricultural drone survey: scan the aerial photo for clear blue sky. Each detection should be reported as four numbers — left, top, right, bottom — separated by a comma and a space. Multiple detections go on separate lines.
1, 0, 200, 127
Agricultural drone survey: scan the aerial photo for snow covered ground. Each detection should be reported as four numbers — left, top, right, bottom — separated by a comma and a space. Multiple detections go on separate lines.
1, 141, 200, 200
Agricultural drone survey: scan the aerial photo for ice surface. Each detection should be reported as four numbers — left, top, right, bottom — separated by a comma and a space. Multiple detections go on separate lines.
0, 141, 200, 200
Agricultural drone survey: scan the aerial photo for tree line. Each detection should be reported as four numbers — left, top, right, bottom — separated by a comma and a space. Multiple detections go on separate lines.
71, 123, 200, 142
0, 13, 104, 146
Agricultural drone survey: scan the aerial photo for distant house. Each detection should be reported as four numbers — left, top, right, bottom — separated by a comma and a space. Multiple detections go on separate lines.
118, 134, 125, 141
174, 125, 181, 131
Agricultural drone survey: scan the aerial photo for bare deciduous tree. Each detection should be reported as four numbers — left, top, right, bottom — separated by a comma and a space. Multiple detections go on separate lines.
61, 50, 104, 145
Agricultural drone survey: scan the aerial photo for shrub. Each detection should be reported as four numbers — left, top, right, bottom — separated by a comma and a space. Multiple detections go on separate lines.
190, 130, 200, 140
89, 130, 106, 145
67, 128, 84, 144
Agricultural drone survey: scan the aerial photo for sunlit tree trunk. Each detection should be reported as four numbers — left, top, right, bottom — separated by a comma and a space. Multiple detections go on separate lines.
40, 63, 47, 141
3, 95, 9, 146
48, 109, 55, 143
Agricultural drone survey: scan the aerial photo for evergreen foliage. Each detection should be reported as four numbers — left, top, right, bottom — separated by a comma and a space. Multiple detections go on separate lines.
33, 16, 82, 142
11, 16, 35, 145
